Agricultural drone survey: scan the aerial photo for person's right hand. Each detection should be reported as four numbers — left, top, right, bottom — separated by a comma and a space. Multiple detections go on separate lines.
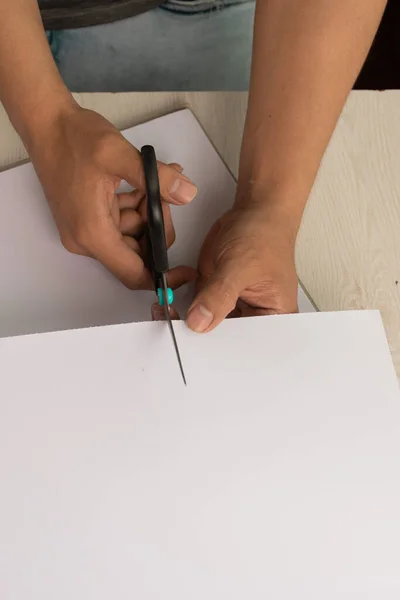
28, 102, 198, 290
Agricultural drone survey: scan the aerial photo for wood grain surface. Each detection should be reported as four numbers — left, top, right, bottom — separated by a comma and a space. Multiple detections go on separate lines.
1, 91, 399, 379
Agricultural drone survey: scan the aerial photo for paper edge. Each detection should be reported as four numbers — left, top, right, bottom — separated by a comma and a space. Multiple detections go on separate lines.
0, 309, 382, 344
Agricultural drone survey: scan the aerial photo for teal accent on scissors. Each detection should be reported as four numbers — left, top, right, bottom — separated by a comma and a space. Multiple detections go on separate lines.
157, 287, 174, 306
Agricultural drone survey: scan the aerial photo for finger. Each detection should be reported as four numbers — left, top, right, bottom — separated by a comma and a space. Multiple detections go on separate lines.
236, 301, 299, 318
116, 142, 197, 206
135, 164, 184, 220
122, 235, 142, 254
168, 163, 184, 174
227, 306, 241, 319
186, 261, 248, 334
167, 266, 197, 290
151, 303, 180, 321
162, 202, 175, 248
137, 198, 175, 247
119, 209, 145, 238
89, 220, 152, 290
117, 189, 144, 210
158, 162, 198, 206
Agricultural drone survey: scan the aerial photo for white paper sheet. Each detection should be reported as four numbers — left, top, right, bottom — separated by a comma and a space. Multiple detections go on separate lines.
0, 311, 399, 599
0, 109, 314, 339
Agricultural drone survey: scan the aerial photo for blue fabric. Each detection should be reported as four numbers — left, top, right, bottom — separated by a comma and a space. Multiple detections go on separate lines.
47, 1, 255, 91
161, 0, 250, 13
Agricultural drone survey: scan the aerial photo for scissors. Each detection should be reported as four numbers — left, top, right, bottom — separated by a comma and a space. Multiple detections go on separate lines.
140, 145, 187, 385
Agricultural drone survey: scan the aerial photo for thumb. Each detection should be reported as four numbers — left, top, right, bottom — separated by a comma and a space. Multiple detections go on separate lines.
118, 142, 197, 206
186, 262, 246, 333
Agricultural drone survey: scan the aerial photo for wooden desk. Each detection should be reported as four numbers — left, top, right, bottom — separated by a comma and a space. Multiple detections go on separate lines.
1, 91, 399, 379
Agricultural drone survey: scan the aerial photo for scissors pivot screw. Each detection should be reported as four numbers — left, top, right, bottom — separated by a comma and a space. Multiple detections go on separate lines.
157, 287, 174, 307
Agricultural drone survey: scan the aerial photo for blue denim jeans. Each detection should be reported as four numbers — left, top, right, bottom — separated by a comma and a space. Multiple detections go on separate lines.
47, 1, 255, 92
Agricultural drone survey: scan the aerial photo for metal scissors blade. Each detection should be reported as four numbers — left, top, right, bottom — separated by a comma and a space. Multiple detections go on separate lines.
161, 274, 187, 386
141, 144, 187, 386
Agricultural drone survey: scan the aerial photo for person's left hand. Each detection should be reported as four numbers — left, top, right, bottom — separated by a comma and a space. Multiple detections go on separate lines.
185, 201, 300, 333
151, 197, 300, 330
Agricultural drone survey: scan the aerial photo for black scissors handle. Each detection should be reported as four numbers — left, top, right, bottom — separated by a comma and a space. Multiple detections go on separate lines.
140, 145, 187, 385
141, 145, 169, 288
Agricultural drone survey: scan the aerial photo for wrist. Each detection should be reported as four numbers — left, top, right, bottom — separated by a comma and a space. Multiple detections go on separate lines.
236, 111, 322, 228
235, 177, 308, 237
21, 89, 78, 155
233, 191, 302, 250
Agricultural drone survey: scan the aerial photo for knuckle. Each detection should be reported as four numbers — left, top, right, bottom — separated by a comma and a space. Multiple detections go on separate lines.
69, 217, 98, 253
60, 233, 77, 254
211, 276, 238, 313
156, 161, 168, 178
60, 229, 91, 257
74, 225, 95, 250
158, 162, 176, 190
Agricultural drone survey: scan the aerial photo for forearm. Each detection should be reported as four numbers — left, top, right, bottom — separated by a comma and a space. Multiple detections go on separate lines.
238, 0, 387, 221
0, 0, 75, 150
